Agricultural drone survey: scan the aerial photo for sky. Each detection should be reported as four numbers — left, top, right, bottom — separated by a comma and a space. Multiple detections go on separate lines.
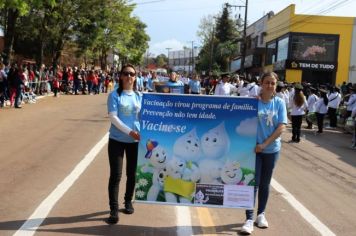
132, 0, 356, 57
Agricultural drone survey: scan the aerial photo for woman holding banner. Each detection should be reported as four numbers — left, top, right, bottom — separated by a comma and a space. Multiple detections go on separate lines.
106, 64, 141, 224
241, 72, 288, 235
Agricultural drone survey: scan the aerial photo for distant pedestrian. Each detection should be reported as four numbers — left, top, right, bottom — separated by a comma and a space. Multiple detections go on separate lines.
327, 86, 341, 129
315, 89, 329, 133
289, 83, 307, 143
306, 88, 318, 129
106, 64, 141, 224
188, 74, 201, 94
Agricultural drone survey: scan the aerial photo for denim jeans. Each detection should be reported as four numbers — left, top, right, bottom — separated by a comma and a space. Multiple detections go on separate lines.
245, 151, 280, 220
108, 138, 138, 211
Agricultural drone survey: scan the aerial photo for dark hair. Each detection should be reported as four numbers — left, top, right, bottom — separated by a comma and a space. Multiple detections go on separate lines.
320, 91, 328, 106
117, 63, 137, 96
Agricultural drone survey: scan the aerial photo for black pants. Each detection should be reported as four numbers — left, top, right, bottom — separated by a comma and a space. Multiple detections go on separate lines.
316, 112, 325, 133
108, 138, 138, 211
328, 107, 337, 128
291, 115, 303, 142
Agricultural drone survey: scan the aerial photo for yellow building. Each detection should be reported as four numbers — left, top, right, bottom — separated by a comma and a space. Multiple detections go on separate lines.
264, 4, 356, 85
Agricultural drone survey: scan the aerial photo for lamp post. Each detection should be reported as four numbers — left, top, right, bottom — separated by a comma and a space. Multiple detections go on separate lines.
227, 0, 248, 75
166, 47, 171, 70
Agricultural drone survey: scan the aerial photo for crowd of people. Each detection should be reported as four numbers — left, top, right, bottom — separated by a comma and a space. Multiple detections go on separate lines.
0, 62, 118, 108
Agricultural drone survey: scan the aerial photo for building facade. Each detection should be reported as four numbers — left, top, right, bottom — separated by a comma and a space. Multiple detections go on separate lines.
264, 4, 356, 85
231, 12, 274, 77
168, 48, 200, 74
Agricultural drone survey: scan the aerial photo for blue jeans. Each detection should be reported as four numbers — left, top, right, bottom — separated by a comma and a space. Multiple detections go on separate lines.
246, 151, 279, 220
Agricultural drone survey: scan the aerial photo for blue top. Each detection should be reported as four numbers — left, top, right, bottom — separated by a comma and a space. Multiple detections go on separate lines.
188, 80, 201, 93
257, 96, 287, 153
136, 76, 144, 91
166, 80, 184, 86
107, 90, 142, 143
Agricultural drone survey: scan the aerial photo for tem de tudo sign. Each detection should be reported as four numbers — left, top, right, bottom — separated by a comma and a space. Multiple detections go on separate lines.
287, 60, 337, 71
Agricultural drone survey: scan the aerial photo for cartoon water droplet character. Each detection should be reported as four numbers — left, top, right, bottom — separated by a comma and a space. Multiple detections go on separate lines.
147, 168, 168, 201
173, 128, 201, 161
201, 122, 230, 159
220, 160, 243, 184
194, 190, 209, 204
142, 139, 168, 173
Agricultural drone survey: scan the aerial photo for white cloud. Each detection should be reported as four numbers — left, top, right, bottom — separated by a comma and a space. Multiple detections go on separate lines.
149, 39, 186, 57
235, 118, 257, 137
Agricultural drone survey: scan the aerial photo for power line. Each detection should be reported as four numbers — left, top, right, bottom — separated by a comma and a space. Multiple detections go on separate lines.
265, 0, 354, 37
134, 0, 166, 5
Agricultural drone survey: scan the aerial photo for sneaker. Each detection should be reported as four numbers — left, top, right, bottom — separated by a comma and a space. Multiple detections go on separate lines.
124, 201, 134, 214
256, 213, 269, 228
241, 219, 254, 234
106, 210, 118, 224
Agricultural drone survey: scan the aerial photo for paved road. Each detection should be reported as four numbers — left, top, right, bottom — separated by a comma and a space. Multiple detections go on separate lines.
0, 94, 355, 236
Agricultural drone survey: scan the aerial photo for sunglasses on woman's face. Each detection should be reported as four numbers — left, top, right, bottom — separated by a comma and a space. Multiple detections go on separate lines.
122, 71, 136, 77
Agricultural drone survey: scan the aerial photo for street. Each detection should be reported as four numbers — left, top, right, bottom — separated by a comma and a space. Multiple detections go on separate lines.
0, 94, 355, 236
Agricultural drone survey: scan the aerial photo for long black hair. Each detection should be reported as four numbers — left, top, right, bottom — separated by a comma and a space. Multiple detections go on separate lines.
117, 63, 137, 96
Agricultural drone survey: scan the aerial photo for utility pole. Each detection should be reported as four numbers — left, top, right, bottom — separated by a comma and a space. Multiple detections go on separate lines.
188, 41, 194, 75
209, 25, 215, 73
227, 0, 248, 75
166, 47, 171, 70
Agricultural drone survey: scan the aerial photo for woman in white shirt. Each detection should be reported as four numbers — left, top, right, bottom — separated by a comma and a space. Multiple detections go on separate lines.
327, 87, 342, 128
315, 89, 329, 133
306, 88, 319, 129
214, 73, 236, 96
290, 84, 307, 143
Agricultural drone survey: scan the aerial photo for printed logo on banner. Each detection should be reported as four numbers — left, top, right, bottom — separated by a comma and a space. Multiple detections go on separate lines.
134, 93, 258, 209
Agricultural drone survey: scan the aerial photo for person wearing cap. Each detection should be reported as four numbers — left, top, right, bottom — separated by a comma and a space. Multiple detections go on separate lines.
214, 72, 236, 96
289, 83, 307, 143
327, 86, 342, 129
305, 87, 319, 129
237, 80, 250, 97
315, 89, 329, 133
247, 76, 260, 98
276, 81, 289, 110
240, 72, 287, 234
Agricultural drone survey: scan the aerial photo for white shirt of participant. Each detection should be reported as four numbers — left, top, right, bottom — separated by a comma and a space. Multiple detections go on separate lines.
307, 94, 319, 112
327, 92, 341, 109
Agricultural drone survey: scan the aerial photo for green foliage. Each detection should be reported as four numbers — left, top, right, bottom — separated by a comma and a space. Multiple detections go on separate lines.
1, 0, 149, 67
196, 4, 241, 73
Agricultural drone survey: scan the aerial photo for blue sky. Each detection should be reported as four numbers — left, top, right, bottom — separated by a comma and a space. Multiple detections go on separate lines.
132, 0, 356, 56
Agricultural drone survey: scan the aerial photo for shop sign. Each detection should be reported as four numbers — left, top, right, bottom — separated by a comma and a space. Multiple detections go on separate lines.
286, 60, 337, 71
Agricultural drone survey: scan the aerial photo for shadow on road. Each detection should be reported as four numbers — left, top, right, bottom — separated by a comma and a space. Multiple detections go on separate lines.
284, 126, 356, 168
0, 211, 243, 236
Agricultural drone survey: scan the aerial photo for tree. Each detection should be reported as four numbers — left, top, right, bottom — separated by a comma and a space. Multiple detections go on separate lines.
155, 54, 167, 67
196, 4, 240, 72
0, 0, 31, 64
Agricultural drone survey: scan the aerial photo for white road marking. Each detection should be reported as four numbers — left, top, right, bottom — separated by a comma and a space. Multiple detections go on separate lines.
271, 178, 336, 236
176, 206, 193, 236
11, 130, 335, 236
13, 133, 109, 236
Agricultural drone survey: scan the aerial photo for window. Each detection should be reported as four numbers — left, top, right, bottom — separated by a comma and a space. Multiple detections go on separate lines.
290, 34, 338, 62
265, 41, 276, 65
277, 36, 289, 61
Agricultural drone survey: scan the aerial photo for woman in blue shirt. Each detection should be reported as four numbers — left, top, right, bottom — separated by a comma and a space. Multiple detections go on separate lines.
241, 72, 288, 234
106, 64, 142, 224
